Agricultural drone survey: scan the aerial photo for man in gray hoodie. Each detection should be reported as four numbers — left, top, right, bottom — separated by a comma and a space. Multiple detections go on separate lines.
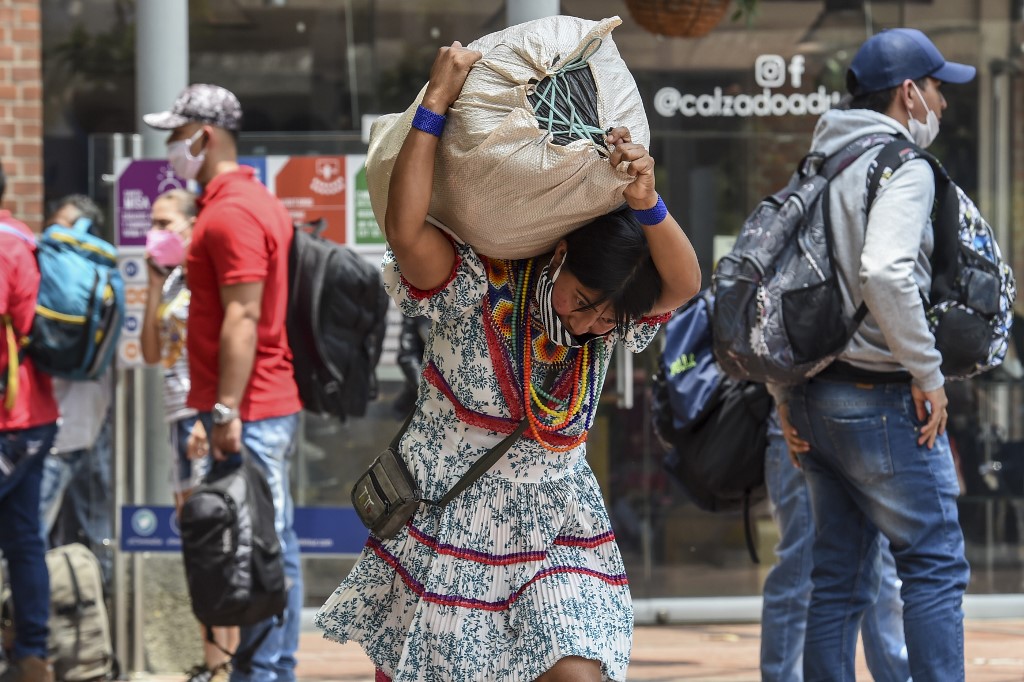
775, 29, 974, 682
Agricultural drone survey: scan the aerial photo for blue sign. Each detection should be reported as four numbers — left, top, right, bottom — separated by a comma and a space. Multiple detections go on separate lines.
239, 156, 267, 186
120, 505, 368, 554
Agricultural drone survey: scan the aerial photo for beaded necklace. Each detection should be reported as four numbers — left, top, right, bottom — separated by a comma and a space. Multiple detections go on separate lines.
512, 258, 606, 452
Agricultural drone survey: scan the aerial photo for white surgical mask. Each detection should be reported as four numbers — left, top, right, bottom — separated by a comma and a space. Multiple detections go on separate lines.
907, 82, 940, 149
167, 129, 207, 180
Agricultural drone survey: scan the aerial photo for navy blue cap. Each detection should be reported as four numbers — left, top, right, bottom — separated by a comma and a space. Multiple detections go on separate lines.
848, 28, 976, 95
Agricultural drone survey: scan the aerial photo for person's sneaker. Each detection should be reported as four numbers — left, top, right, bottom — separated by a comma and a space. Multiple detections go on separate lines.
208, 662, 231, 682
185, 661, 231, 682
184, 665, 213, 682
0, 656, 53, 682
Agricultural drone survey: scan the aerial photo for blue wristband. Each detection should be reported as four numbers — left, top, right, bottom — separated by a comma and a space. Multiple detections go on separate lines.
631, 195, 668, 225
412, 105, 446, 137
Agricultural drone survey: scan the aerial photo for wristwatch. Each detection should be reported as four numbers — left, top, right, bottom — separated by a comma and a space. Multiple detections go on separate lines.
212, 402, 239, 425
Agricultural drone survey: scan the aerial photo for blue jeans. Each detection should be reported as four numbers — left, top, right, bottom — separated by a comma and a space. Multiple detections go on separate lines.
0, 422, 58, 661
788, 380, 970, 682
200, 412, 302, 682
761, 425, 910, 682
38, 415, 113, 590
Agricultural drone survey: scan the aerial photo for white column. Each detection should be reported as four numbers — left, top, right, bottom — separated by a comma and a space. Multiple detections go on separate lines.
136, 0, 189, 158
506, 0, 560, 26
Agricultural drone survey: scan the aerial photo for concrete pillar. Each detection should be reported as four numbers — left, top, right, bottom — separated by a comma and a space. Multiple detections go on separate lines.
136, 0, 189, 158
123, 3, 192, 675
506, 0, 560, 27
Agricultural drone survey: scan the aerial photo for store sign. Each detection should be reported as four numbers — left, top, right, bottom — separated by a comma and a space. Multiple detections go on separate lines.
350, 155, 385, 247
114, 159, 188, 368
275, 156, 348, 244
654, 54, 842, 119
115, 160, 187, 247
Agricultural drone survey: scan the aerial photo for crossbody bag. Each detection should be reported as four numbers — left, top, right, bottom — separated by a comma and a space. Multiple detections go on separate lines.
352, 374, 555, 539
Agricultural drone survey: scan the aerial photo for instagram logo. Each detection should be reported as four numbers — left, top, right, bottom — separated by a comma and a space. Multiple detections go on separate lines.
754, 55, 787, 88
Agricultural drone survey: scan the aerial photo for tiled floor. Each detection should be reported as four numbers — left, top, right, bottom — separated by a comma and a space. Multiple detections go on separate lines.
132, 619, 1024, 681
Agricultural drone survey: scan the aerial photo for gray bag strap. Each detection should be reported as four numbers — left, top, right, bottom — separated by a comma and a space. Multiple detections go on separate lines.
815, 134, 900, 330
389, 372, 557, 507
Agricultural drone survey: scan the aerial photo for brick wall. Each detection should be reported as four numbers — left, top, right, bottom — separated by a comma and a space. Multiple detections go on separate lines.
0, 0, 42, 231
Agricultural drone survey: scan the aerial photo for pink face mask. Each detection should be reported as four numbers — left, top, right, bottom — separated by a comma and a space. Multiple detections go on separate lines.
145, 229, 186, 268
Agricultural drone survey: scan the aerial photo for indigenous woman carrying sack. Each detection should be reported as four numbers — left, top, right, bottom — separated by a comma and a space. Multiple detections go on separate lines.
315, 40, 700, 682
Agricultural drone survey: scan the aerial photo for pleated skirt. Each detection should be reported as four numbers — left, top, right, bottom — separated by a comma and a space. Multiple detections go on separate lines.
314, 464, 633, 681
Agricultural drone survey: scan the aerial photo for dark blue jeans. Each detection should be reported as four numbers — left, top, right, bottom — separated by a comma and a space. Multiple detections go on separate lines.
761, 421, 910, 682
0, 422, 58, 661
789, 380, 970, 682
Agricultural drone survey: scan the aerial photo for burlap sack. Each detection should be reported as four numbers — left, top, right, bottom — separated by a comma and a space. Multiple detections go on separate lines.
366, 15, 650, 259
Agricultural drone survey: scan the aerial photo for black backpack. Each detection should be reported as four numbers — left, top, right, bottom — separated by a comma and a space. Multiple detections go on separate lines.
287, 219, 390, 420
868, 141, 1016, 379
179, 453, 287, 629
652, 291, 772, 562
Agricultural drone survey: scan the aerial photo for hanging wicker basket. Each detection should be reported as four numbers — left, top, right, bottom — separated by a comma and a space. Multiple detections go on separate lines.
624, 0, 733, 38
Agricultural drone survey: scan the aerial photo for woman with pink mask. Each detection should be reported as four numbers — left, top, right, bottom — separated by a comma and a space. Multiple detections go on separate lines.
140, 188, 237, 682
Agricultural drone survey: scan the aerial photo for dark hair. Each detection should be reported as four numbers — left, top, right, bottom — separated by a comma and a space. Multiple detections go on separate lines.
0, 160, 5, 204
562, 207, 661, 331
49, 194, 105, 231
847, 72, 929, 113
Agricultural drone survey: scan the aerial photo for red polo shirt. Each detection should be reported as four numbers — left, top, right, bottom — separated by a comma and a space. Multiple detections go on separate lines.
186, 167, 301, 421
0, 212, 59, 430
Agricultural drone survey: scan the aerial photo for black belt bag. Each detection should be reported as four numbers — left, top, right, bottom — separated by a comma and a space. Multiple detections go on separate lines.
352, 376, 553, 539
352, 442, 423, 539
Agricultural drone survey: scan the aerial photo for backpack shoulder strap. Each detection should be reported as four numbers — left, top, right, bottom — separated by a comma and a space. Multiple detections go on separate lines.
866, 140, 959, 302
819, 133, 898, 182
70, 217, 94, 235
815, 135, 898, 330
0, 224, 36, 407
866, 139, 951, 208
2, 316, 27, 410
0, 223, 36, 247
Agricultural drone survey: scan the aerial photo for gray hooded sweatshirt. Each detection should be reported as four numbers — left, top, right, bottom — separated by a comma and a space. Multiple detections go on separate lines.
804, 107, 944, 392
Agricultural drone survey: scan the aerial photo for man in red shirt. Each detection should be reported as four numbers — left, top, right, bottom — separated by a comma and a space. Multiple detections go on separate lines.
145, 85, 303, 682
0, 161, 60, 682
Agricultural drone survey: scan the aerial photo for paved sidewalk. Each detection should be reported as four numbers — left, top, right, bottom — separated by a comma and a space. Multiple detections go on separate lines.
131, 620, 1024, 681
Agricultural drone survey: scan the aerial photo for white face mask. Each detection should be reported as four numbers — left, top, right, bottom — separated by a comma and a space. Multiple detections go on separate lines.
535, 255, 584, 348
907, 82, 940, 149
167, 129, 207, 180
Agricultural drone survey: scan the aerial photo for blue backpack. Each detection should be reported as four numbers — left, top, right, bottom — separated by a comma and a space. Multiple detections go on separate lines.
0, 218, 124, 382
651, 290, 772, 562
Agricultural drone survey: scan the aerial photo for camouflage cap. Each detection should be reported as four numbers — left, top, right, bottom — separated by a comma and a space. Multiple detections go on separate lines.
143, 83, 243, 131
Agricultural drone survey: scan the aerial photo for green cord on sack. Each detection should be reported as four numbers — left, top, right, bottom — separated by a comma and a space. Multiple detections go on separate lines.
531, 38, 607, 146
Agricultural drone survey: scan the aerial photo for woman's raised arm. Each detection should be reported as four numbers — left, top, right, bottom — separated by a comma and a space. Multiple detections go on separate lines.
606, 127, 701, 315
384, 42, 482, 291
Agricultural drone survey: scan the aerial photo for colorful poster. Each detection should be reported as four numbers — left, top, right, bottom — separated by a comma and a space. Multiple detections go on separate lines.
274, 156, 347, 243
349, 155, 385, 247
115, 160, 186, 248
116, 250, 148, 369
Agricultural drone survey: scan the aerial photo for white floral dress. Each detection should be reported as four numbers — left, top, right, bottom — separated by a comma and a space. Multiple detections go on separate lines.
314, 236, 662, 681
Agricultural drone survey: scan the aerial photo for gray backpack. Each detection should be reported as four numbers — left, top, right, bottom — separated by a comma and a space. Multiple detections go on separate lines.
712, 134, 893, 385
2, 543, 115, 682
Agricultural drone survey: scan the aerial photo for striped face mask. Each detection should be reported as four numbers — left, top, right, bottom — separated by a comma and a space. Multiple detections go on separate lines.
535, 255, 584, 348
